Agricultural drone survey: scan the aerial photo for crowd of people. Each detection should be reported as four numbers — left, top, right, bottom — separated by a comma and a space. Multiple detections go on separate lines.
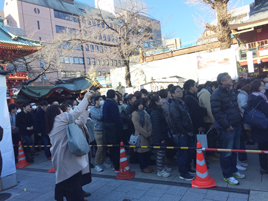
8, 72, 268, 200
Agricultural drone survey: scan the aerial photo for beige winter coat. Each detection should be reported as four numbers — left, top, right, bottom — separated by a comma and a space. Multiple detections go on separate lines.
49, 98, 90, 184
131, 111, 151, 153
197, 88, 214, 124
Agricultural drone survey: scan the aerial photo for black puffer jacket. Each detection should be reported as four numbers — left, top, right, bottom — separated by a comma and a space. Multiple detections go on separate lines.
211, 86, 242, 130
170, 99, 193, 135
149, 107, 170, 146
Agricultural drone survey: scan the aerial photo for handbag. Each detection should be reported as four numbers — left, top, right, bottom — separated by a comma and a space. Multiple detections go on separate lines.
196, 129, 209, 148
66, 113, 90, 156
243, 100, 268, 129
128, 134, 141, 146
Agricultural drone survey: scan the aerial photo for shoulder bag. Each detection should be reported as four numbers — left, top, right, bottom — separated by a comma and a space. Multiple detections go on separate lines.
243, 100, 268, 129
66, 113, 90, 156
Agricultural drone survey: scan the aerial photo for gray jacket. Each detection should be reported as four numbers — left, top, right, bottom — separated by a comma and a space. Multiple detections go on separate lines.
90, 106, 103, 131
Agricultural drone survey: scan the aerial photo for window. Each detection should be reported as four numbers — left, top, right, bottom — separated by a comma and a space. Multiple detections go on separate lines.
102, 22, 105, 28
97, 60, 100, 65
110, 60, 113, 66
39, 37, 41, 41
104, 47, 107, 52
37, 21, 40, 30
103, 71, 106, 76
107, 36, 110, 41
95, 45, 99, 51
87, 58, 91, 65
97, 20, 100, 27
85, 44, 89, 51
69, 57, 74, 64
112, 38, 114, 42
118, 60, 121, 66
59, 56, 64, 63
56, 25, 66, 33
101, 60, 105, 66
103, 35, 106, 41
114, 60, 117, 66
79, 58, 84, 64
64, 57, 69, 63
34, 8, 40, 14
100, 46, 103, 53
92, 20, 95, 26
99, 34, 102, 40
74, 45, 82, 51
88, 21, 91, 25
92, 58, 96, 65
98, 71, 101, 76
90, 45, 94, 51
106, 60, 109, 66
74, 57, 79, 64
94, 35, 97, 39
54, 10, 78, 22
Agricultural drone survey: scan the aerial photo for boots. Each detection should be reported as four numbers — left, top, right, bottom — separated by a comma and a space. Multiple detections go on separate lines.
26, 154, 34, 163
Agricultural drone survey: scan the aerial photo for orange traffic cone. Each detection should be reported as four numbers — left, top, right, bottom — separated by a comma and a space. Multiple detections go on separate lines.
47, 167, 55, 173
16, 141, 31, 168
192, 142, 216, 189
116, 142, 135, 180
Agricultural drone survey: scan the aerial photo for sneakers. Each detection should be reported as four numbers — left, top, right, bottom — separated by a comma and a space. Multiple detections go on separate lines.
238, 161, 248, 167
164, 166, 172, 173
115, 170, 120, 174
236, 165, 246, 171
102, 162, 112, 168
223, 177, 239, 185
188, 169, 196, 175
94, 164, 103, 172
179, 173, 195, 181
157, 169, 170, 177
233, 172, 246, 179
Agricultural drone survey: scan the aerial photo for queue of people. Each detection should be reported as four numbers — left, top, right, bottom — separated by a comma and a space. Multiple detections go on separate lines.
8, 72, 268, 200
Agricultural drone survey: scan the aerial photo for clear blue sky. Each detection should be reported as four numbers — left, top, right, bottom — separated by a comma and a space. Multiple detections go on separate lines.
0, 0, 254, 44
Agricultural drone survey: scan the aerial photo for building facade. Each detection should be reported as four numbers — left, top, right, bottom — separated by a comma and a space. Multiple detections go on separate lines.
4, 0, 161, 85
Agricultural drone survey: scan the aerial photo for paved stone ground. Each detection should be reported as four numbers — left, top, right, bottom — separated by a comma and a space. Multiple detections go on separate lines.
1, 169, 249, 201
1, 143, 268, 201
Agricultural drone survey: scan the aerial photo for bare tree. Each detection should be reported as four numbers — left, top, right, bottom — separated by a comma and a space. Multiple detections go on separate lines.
187, 0, 232, 50
7, 41, 72, 85
52, 0, 162, 87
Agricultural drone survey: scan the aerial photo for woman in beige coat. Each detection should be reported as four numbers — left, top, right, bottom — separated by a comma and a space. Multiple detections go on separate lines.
131, 99, 153, 173
45, 91, 94, 201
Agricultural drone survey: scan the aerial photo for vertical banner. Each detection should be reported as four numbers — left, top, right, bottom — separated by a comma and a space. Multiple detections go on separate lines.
247, 51, 254, 73
0, 75, 16, 178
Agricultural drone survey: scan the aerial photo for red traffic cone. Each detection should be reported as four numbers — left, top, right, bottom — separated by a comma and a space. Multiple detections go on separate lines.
116, 142, 135, 180
47, 167, 55, 173
192, 142, 216, 189
16, 141, 31, 168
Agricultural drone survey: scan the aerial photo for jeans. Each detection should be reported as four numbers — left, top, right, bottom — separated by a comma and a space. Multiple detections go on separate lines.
22, 135, 33, 154
258, 142, 268, 170
238, 140, 247, 162
174, 135, 195, 177
42, 135, 51, 158
216, 125, 241, 178
138, 152, 150, 170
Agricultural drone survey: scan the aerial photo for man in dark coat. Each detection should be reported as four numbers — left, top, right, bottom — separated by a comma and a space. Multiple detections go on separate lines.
170, 86, 195, 181
183, 79, 204, 134
16, 102, 34, 162
34, 100, 51, 160
211, 73, 245, 185
103, 89, 123, 172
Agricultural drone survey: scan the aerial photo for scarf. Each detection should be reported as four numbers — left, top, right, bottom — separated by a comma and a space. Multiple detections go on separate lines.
137, 110, 145, 127
252, 92, 268, 103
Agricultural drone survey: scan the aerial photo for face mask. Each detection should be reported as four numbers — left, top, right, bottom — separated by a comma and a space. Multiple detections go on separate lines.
99, 100, 104, 106
88, 109, 91, 113
32, 106, 37, 110
74, 105, 78, 109
260, 90, 266, 94
265, 83, 268, 90
17, 109, 21, 113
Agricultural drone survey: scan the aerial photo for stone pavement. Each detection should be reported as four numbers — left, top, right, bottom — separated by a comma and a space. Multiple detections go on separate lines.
1, 169, 250, 201
1, 143, 268, 200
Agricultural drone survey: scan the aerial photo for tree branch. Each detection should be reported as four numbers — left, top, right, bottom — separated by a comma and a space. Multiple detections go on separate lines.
203, 0, 215, 9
